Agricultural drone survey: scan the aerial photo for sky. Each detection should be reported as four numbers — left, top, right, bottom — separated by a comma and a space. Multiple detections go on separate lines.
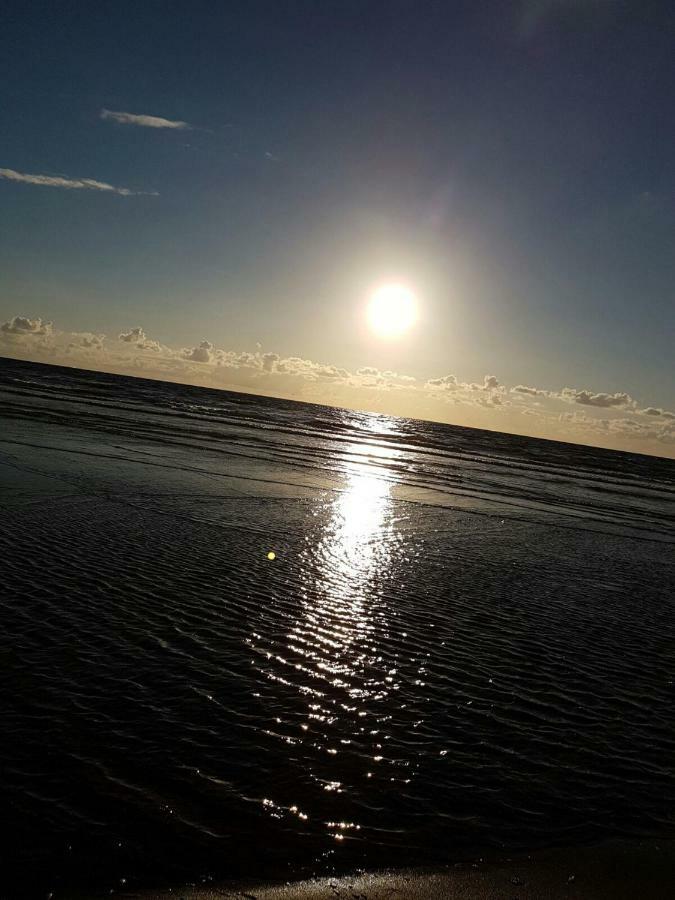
1, 0, 674, 457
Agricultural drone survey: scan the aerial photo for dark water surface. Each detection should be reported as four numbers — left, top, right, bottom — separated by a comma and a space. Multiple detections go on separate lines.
1, 356, 674, 897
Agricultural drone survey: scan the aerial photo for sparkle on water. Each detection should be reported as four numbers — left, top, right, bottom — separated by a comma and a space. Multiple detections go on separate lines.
248, 431, 408, 844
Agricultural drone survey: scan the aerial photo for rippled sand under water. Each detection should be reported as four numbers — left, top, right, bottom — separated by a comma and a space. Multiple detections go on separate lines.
1, 357, 674, 898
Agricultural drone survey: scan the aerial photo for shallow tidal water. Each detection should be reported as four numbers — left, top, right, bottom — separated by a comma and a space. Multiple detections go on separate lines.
1, 356, 674, 897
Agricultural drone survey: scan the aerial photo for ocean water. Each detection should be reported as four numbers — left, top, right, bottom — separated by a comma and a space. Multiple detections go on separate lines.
1, 355, 674, 897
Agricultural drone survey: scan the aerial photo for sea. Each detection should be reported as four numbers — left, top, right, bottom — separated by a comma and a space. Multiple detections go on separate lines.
1, 355, 674, 897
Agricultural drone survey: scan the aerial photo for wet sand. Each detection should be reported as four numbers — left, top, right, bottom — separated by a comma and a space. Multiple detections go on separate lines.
123, 839, 675, 899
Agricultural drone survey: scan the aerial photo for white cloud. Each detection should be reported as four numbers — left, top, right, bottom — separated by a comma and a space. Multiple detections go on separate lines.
118, 326, 162, 351
0, 167, 155, 196
425, 374, 458, 390
100, 108, 192, 130
275, 358, 349, 381
425, 374, 502, 394
425, 373, 505, 406
512, 384, 549, 397
177, 343, 365, 385
1, 315, 53, 336
559, 387, 634, 409
182, 340, 214, 363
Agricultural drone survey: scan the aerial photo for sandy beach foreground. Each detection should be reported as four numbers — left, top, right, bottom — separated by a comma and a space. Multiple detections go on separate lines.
122, 840, 675, 900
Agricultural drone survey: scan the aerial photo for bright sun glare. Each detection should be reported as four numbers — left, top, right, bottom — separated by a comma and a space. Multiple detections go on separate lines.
367, 284, 418, 339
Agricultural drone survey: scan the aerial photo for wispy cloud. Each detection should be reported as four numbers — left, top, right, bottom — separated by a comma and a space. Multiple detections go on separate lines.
0, 167, 155, 196
100, 108, 192, 130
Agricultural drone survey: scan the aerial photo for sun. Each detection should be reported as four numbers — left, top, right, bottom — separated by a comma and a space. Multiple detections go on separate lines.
367, 283, 418, 339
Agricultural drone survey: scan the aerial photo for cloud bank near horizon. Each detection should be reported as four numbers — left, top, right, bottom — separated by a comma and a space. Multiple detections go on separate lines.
1, 312, 673, 456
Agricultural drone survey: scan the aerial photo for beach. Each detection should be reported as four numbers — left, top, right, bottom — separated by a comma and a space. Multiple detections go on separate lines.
123, 839, 675, 899
1, 357, 674, 898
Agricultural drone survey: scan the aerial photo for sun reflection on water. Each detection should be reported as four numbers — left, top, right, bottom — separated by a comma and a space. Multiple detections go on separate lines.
247, 426, 408, 843
329, 458, 392, 571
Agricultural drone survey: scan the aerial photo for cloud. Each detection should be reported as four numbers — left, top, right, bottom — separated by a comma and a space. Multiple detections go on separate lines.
606, 417, 675, 444
425, 373, 502, 394
176, 344, 359, 384
512, 381, 643, 411
560, 387, 634, 409
0, 166, 155, 196
425, 374, 458, 390
3, 311, 673, 455
467, 374, 504, 393
262, 352, 280, 372
68, 332, 105, 351
512, 384, 549, 397
100, 108, 192, 130
353, 367, 416, 390
553, 409, 675, 446
424, 373, 507, 409
213, 349, 260, 370
640, 407, 675, 419
278, 359, 349, 381
183, 340, 214, 363
1, 315, 53, 336
382, 372, 416, 385
118, 326, 161, 351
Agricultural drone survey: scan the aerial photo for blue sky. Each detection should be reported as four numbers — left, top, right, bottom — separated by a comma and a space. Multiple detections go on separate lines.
1, 0, 674, 454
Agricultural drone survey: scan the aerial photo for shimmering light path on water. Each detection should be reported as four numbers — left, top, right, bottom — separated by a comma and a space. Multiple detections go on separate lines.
248, 441, 409, 844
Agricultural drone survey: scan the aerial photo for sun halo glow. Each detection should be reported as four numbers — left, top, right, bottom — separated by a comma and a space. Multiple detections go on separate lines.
367, 284, 418, 339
